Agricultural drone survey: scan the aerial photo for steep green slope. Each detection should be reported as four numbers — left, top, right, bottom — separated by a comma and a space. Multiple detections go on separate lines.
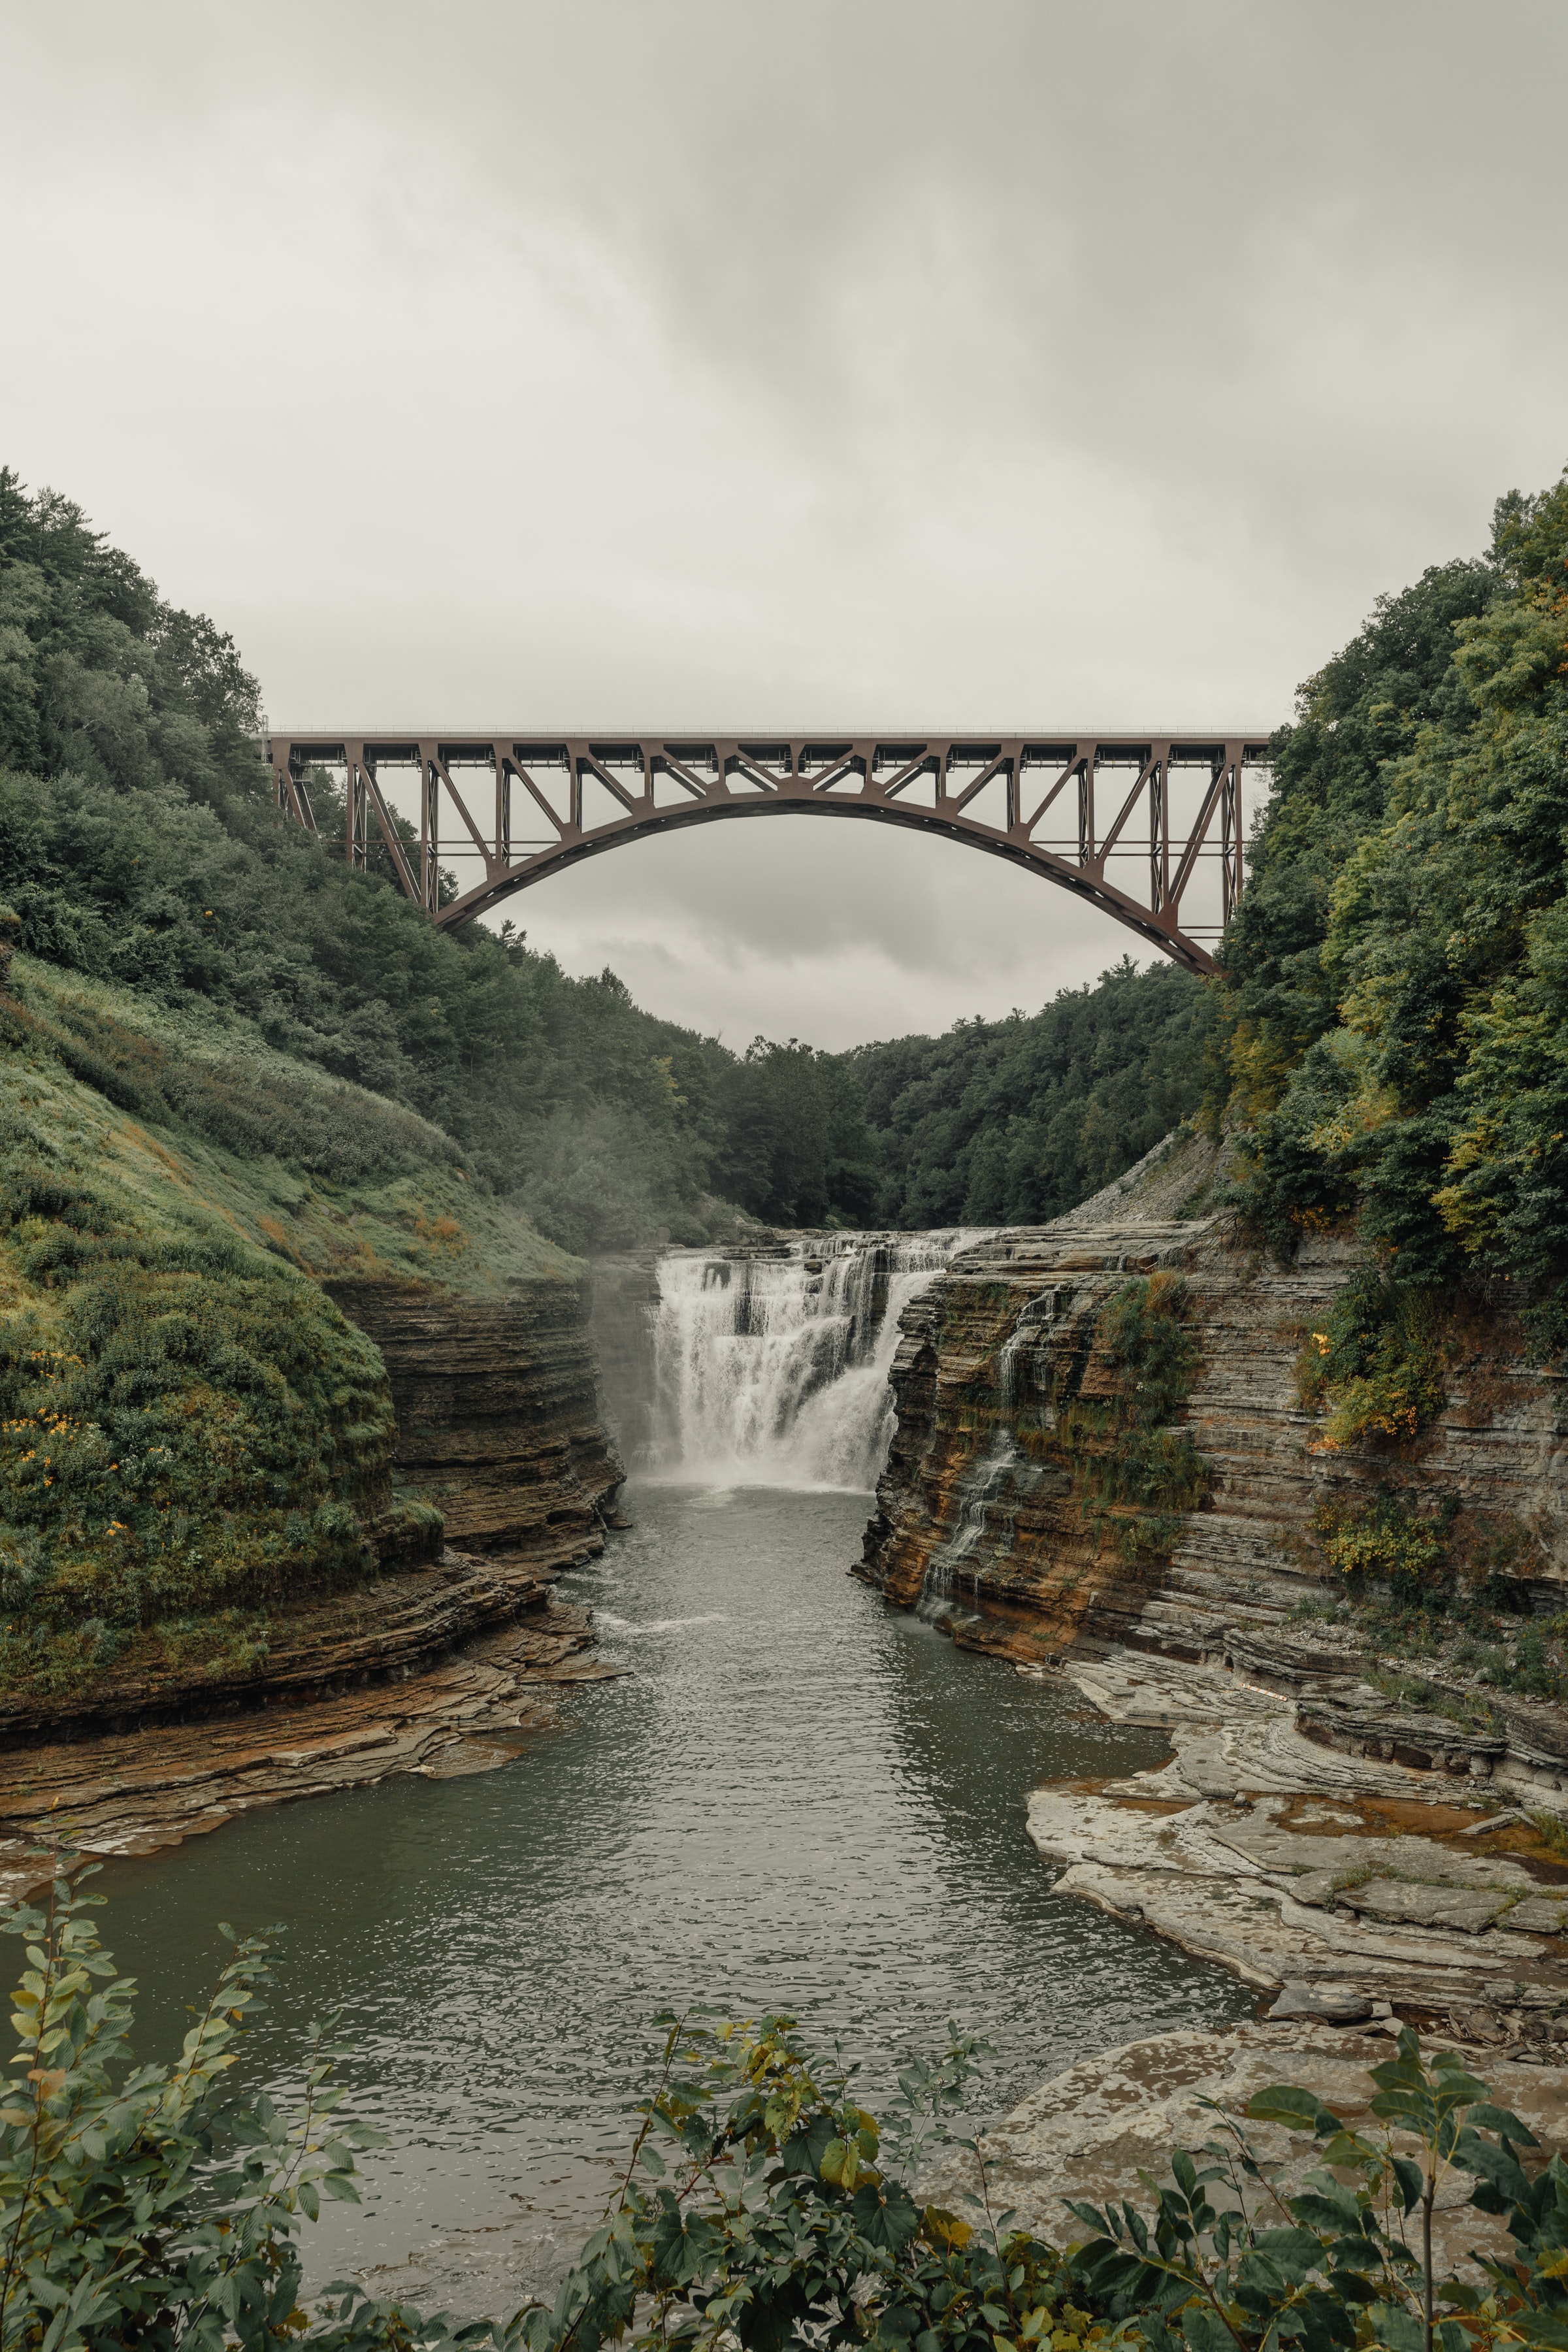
0, 951, 578, 1700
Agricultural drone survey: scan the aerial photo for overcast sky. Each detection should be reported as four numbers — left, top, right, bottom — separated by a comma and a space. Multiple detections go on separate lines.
7, 0, 1566, 1049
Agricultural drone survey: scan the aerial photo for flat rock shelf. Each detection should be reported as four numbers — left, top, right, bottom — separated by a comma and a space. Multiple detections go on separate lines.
1024, 1648, 1568, 2027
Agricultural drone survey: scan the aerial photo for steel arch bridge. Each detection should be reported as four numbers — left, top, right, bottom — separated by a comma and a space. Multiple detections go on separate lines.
266, 730, 1271, 977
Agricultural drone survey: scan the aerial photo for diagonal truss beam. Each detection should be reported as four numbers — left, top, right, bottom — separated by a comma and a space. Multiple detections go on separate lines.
266, 733, 1271, 977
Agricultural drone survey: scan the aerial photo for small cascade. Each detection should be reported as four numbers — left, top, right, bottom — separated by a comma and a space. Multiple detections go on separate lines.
996, 1284, 1068, 1408
919, 1433, 1021, 1614
647, 1232, 972, 1490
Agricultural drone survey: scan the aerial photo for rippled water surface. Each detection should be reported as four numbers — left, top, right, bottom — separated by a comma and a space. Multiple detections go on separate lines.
97, 1486, 1252, 2304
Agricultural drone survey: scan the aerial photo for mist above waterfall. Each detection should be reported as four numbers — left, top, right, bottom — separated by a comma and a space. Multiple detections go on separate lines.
647, 1233, 972, 1490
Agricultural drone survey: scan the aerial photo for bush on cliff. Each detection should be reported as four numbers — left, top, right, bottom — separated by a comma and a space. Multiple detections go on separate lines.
1213, 465, 1568, 1352
1032, 1273, 1211, 1568
8, 1874, 1568, 2352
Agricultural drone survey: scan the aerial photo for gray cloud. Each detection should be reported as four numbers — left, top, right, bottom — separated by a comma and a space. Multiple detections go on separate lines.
5, 0, 1563, 1045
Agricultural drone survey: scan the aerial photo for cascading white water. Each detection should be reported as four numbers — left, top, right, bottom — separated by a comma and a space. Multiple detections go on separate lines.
647, 1232, 972, 1490
923, 1433, 1021, 1605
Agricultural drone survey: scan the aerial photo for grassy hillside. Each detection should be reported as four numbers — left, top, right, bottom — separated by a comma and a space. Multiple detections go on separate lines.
0, 951, 580, 1702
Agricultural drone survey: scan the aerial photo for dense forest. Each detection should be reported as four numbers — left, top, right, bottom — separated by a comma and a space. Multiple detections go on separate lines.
1207, 464, 1568, 1425
848, 960, 1212, 1228
0, 468, 1194, 1245
0, 469, 887, 1245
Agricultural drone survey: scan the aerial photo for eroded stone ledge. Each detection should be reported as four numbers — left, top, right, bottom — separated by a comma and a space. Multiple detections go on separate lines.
924, 2025, 1568, 2283
0, 1582, 620, 1907
1027, 1649, 1568, 2021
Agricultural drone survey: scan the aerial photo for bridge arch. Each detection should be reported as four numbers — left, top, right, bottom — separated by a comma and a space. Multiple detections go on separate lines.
267, 734, 1270, 979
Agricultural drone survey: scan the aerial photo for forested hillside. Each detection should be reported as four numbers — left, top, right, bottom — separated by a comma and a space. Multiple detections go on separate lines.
847, 960, 1213, 1228
1212, 464, 1568, 1396
0, 469, 889, 1244
0, 467, 1197, 1243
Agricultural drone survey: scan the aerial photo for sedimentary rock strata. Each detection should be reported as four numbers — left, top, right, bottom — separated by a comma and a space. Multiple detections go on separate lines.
858, 1126, 1568, 2012
329, 1275, 623, 1556
859, 1128, 1568, 1651
0, 1575, 617, 1906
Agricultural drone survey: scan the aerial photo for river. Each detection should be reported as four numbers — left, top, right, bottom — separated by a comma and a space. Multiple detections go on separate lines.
91, 1237, 1255, 2315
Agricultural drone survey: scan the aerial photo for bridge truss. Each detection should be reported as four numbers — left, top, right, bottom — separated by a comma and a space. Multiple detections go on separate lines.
265, 732, 1271, 976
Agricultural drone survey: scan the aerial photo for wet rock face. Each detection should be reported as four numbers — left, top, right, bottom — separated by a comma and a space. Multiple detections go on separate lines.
328, 1276, 623, 1561
588, 1254, 662, 1468
858, 1131, 1568, 1669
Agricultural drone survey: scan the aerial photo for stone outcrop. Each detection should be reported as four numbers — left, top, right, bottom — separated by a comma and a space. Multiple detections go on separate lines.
859, 1127, 1568, 1700
0, 1569, 619, 1908
860, 1130, 1568, 1653
329, 1275, 623, 1558
0, 1550, 579, 1744
0, 1272, 625, 1774
859, 1126, 1568, 2012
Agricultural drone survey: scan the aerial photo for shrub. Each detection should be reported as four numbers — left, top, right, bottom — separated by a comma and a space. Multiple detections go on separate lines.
1314, 1495, 1448, 1588
0, 1861, 400, 2352
1299, 1264, 1450, 1453
0, 1124, 395, 1686
9, 1880, 1568, 2352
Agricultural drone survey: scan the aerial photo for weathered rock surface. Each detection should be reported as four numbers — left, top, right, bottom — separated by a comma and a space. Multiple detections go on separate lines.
0, 1272, 629, 1854
0, 1550, 582, 1743
0, 1567, 617, 1906
859, 1128, 1568, 1655
1019, 1647, 1568, 2013
589, 1252, 662, 1469
924, 2023, 1568, 2281
329, 1275, 623, 1556
857, 1128, 1568, 2013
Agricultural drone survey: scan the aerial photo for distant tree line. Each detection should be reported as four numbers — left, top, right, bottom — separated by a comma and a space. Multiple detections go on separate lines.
846, 961, 1213, 1228
0, 468, 1207, 1247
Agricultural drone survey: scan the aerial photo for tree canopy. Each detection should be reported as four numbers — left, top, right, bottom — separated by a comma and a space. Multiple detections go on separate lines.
1212, 465, 1568, 1346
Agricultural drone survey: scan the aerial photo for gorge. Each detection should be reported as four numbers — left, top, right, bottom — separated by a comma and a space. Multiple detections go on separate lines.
26, 1164, 1568, 2319
7, 461, 1568, 2336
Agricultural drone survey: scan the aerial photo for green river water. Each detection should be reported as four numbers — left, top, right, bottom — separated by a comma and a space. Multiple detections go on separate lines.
92, 1484, 1252, 2313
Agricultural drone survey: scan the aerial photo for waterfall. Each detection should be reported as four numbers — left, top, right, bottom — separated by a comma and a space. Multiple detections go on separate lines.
996, 1284, 1068, 1407
647, 1232, 972, 1490
921, 1433, 1021, 1610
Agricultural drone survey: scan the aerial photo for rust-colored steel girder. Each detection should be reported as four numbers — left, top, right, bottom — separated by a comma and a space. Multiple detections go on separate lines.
265, 733, 1272, 976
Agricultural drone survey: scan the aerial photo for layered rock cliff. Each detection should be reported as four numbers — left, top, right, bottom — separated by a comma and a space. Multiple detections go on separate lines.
327, 1277, 622, 1565
858, 1125, 1568, 1744
0, 953, 624, 1735
860, 1127, 1568, 2021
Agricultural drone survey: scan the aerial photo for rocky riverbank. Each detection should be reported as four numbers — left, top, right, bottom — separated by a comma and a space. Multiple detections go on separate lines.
858, 1126, 1568, 2024
0, 1264, 629, 1865
926, 2021, 1568, 2280
0, 1554, 621, 1908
